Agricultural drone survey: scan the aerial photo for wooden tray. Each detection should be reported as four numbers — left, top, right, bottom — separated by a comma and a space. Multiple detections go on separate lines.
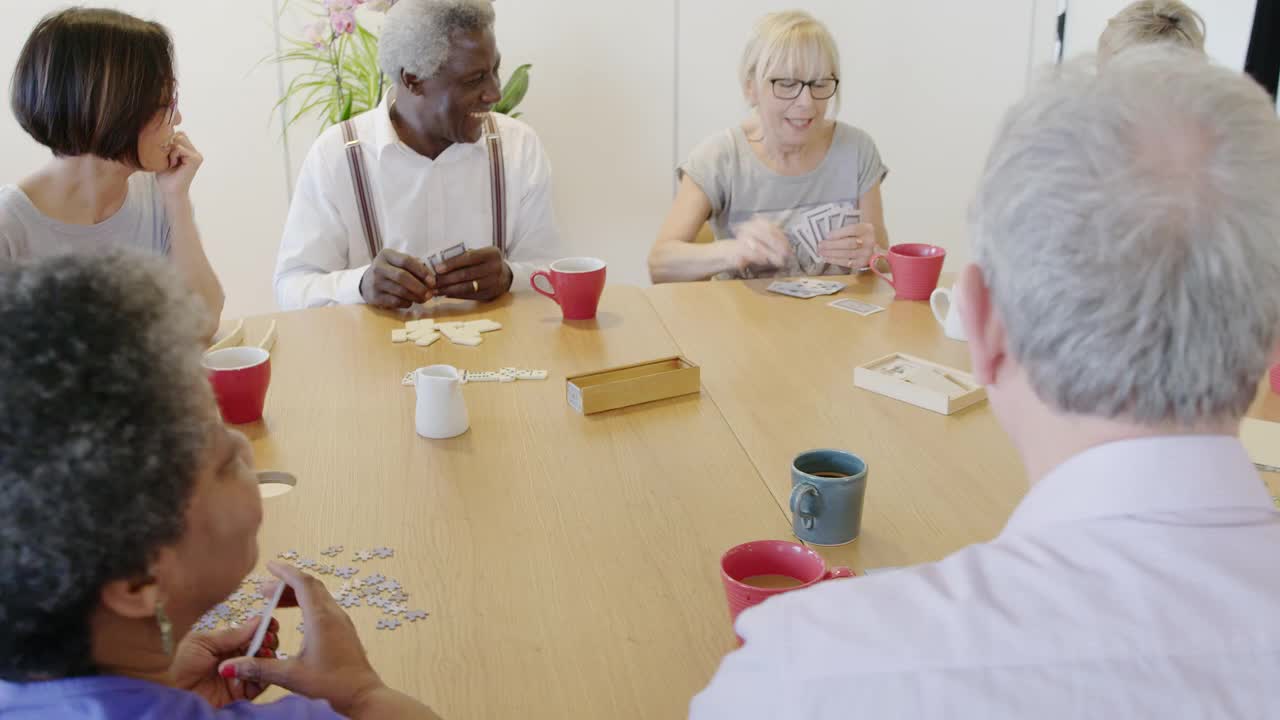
854, 352, 986, 415
567, 356, 701, 415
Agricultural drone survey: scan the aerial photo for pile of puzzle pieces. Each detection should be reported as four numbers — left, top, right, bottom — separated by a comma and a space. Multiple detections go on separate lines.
194, 543, 428, 636
391, 318, 502, 348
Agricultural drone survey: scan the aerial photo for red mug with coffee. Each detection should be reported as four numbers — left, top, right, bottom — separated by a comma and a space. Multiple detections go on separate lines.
204, 347, 272, 425
720, 540, 854, 631
531, 257, 607, 320
869, 243, 946, 301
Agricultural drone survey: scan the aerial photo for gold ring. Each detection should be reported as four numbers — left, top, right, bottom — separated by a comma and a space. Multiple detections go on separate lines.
472, 280, 479, 293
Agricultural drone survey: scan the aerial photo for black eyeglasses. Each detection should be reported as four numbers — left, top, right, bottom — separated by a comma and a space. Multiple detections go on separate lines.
769, 77, 839, 101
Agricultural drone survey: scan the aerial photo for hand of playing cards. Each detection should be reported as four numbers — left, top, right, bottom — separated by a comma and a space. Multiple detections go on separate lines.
360, 243, 511, 308
428, 244, 511, 301
786, 205, 863, 268
767, 279, 846, 299
360, 248, 438, 309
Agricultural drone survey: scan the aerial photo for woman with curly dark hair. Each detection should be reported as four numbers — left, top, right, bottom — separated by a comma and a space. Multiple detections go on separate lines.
0, 250, 438, 719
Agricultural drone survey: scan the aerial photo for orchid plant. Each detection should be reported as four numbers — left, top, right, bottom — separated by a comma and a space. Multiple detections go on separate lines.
275, 0, 530, 133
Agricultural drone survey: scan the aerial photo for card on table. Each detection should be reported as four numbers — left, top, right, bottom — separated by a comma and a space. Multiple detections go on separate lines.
800, 279, 845, 295
828, 298, 885, 316
767, 281, 824, 299
767, 279, 847, 299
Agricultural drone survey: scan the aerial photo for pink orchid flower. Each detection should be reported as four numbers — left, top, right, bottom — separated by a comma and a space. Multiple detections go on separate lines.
329, 9, 357, 34
302, 19, 329, 49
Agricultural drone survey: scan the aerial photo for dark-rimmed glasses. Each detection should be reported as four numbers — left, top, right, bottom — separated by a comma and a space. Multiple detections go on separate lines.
769, 77, 839, 101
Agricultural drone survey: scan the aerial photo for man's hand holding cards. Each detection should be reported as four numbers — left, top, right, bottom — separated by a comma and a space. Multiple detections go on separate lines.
360, 248, 435, 309
430, 245, 512, 301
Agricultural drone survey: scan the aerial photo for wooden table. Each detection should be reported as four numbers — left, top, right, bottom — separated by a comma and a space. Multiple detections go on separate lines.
240, 287, 794, 720
235, 278, 1280, 717
646, 275, 1280, 570
646, 274, 1024, 571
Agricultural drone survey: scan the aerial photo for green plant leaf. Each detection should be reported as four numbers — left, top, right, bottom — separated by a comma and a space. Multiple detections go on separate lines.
494, 63, 530, 115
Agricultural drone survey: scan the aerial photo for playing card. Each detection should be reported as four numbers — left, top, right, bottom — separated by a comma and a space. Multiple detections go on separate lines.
802, 205, 830, 245
829, 298, 885, 316
819, 207, 844, 239
783, 229, 809, 264
767, 281, 823, 299
786, 223, 820, 264
427, 243, 467, 274
798, 279, 845, 295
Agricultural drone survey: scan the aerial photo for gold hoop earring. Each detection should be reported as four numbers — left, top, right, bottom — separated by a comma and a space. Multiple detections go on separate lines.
155, 600, 174, 657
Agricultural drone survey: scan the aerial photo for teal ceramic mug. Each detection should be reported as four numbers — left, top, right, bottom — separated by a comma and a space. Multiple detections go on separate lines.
789, 449, 868, 546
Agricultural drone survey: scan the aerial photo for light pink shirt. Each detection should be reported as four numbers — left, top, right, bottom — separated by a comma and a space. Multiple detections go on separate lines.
691, 436, 1280, 719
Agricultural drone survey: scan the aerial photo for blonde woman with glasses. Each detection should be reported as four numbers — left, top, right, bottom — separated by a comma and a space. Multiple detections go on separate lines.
649, 10, 889, 283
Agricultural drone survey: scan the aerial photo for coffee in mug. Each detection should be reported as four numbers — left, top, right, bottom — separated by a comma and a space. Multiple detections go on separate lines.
790, 449, 869, 546
741, 574, 806, 590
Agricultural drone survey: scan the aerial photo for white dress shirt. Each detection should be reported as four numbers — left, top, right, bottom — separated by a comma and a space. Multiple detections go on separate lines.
273, 94, 560, 310
691, 436, 1280, 719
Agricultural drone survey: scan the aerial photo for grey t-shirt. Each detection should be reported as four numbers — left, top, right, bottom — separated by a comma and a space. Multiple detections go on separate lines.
0, 173, 171, 261
679, 121, 887, 279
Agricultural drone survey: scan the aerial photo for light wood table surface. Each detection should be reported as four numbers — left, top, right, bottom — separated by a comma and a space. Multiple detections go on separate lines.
646, 273, 1025, 572
647, 274, 1280, 571
230, 278, 1280, 717
236, 287, 793, 719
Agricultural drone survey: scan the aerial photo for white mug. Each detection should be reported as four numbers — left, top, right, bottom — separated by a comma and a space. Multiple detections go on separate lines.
414, 365, 469, 439
929, 285, 967, 341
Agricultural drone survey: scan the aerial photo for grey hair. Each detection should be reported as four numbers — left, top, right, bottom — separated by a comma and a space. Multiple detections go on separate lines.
378, 0, 495, 81
1099, 0, 1206, 62
0, 249, 215, 680
969, 48, 1280, 427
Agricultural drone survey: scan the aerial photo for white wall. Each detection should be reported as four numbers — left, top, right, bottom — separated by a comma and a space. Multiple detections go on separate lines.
0, 1, 290, 319
6, 1, 1255, 317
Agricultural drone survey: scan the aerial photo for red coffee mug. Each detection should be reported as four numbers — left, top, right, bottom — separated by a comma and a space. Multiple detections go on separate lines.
531, 257, 607, 320
869, 243, 946, 301
204, 347, 272, 425
1270, 364, 1279, 395
720, 540, 854, 629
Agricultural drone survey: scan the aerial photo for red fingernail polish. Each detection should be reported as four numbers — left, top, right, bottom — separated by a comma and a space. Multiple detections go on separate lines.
219, 665, 237, 679
265, 632, 276, 645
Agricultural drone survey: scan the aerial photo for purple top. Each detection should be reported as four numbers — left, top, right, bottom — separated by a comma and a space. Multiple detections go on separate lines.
0, 676, 347, 719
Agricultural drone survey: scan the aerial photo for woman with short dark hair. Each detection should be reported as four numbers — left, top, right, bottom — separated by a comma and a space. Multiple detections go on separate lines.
3, 8, 223, 337
0, 250, 440, 719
